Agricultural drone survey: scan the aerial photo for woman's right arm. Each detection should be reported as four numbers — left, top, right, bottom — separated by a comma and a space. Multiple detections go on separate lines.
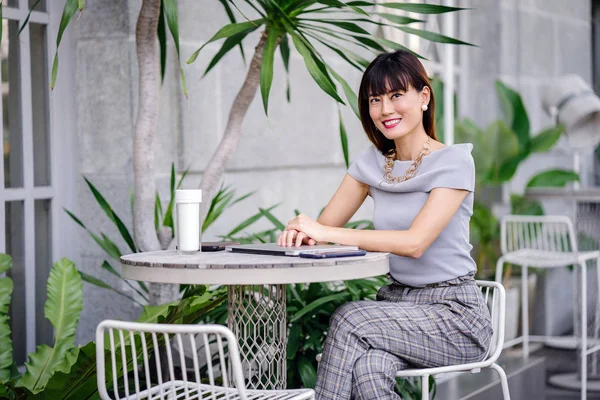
317, 173, 370, 227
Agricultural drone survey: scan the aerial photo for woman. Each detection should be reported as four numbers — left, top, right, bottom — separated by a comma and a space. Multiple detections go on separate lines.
277, 50, 493, 400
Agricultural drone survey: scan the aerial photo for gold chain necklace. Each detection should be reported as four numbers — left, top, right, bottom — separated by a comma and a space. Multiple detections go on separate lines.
383, 136, 431, 184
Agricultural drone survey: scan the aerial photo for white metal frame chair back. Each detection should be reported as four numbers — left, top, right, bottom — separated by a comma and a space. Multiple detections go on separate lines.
96, 320, 314, 400
500, 215, 576, 255
394, 281, 510, 400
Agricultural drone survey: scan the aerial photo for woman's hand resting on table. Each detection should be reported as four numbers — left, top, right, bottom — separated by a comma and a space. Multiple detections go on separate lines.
277, 214, 328, 247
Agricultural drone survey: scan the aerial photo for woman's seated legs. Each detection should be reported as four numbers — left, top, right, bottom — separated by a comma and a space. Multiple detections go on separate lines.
352, 349, 408, 400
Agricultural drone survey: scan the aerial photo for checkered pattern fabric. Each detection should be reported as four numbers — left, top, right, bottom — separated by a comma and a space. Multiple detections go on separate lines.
314, 275, 493, 400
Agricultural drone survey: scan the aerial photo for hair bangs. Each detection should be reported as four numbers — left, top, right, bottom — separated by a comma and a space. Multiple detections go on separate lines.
366, 60, 412, 97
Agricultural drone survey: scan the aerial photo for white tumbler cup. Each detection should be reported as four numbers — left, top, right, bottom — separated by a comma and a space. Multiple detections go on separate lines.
175, 189, 202, 254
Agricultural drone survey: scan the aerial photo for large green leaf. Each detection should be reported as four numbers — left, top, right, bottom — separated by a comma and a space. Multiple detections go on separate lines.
291, 292, 347, 322
290, 32, 344, 104
78, 270, 142, 306
84, 177, 136, 253
328, 67, 359, 118
203, 26, 259, 77
349, 1, 466, 14
0, 277, 13, 384
51, 0, 79, 89
510, 194, 544, 216
495, 80, 530, 153
526, 169, 580, 188
224, 205, 276, 237
260, 28, 280, 114
259, 208, 286, 231
480, 121, 520, 183
529, 125, 564, 153
338, 109, 349, 168
218, 0, 247, 62
187, 19, 265, 64
163, 0, 188, 97
0, 254, 11, 275
41, 342, 97, 400
280, 33, 291, 101
298, 356, 317, 388
398, 26, 472, 46
17, 258, 83, 393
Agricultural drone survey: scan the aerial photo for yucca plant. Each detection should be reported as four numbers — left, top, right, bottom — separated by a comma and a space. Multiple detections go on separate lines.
191, 0, 472, 216
65, 163, 258, 307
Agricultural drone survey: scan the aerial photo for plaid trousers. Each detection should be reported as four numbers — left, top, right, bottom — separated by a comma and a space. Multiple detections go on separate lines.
314, 274, 493, 400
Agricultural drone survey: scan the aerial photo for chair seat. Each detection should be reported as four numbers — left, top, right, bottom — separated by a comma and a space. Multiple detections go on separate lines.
502, 249, 600, 268
123, 380, 315, 400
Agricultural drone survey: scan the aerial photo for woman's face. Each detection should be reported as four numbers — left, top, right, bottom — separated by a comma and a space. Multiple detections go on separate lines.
368, 84, 429, 140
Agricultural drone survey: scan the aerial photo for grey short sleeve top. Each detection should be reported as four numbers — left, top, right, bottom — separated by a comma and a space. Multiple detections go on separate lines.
347, 143, 477, 286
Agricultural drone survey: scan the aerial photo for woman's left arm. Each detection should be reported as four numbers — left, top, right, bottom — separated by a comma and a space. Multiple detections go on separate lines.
286, 187, 469, 258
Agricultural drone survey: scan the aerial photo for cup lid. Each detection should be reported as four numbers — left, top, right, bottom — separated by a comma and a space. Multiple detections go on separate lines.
175, 189, 202, 203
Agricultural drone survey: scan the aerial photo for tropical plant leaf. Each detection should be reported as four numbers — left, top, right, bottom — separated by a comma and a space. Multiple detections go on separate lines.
526, 169, 579, 188
298, 356, 317, 388
0, 254, 11, 275
398, 26, 472, 46
291, 292, 347, 322
218, 0, 247, 61
259, 208, 286, 231
84, 177, 136, 253
510, 194, 544, 216
225, 205, 276, 237
157, 1, 167, 83
163, 0, 188, 97
79, 270, 142, 306
352, 1, 466, 14
328, 67, 359, 118
495, 80, 530, 153
51, 0, 79, 89
16, 258, 83, 393
338, 109, 349, 168
529, 125, 564, 153
41, 342, 97, 400
260, 28, 280, 114
0, 277, 13, 384
374, 12, 423, 25
280, 33, 292, 101
187, 19, 265, 64
101, 261, 149, 300
18, 0, 41, 36
64, 208, 122, 262
290, 32, 344, 104
204, 26, 259, 77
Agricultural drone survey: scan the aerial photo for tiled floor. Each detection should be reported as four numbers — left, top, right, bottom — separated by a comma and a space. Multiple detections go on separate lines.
532, 345, 600, 400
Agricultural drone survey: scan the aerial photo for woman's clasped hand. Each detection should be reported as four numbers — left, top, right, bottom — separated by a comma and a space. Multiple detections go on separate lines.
277, 213, 325, 247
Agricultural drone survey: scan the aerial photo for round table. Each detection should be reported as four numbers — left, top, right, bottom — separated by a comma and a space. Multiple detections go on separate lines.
121, 250, 389, 390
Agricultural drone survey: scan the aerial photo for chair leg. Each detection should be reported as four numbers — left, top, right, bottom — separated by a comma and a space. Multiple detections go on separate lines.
521, 265, 529, 358
421, 375, 429, 400
490, 363, 511, 400
581, 261, 588, 400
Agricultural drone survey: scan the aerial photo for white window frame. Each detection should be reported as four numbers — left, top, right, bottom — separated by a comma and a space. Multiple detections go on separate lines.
0, 0, 55, 358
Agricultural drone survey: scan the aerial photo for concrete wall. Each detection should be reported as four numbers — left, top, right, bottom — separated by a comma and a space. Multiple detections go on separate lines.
72, 0, 372, 343
69, 0, 594, 343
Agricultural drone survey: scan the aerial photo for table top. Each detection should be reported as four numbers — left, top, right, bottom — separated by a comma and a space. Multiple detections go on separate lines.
120, 250, 390, 285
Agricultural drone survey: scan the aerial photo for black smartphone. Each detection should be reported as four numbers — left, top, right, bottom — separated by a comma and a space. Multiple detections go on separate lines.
299, 250, 367, 259
201, 241, 240, 252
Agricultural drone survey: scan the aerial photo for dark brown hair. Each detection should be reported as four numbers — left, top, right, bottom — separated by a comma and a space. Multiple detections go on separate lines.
358, 50, 437, 154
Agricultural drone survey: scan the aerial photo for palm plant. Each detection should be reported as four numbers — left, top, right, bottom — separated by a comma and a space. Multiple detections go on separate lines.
190, 0, 472, 217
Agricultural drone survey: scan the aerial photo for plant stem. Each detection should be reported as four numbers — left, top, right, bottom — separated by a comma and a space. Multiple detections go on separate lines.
199, 31, 269, 225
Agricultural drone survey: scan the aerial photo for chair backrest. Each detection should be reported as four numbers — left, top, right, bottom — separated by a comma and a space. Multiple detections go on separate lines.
500, 215, 577, 255
96, 320, 248, 400
477, 280, 506, 364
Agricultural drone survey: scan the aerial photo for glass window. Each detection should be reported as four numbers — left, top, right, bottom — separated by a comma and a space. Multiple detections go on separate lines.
2, 20, 23, 189
5, 200, 25, 365
35, 199, 52, 346
30, 23, 50, 186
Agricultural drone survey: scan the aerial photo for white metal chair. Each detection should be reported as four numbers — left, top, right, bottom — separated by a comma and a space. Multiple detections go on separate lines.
96, 320, 314, 400
317, 281, 510, 400
495, 215, 600, 399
